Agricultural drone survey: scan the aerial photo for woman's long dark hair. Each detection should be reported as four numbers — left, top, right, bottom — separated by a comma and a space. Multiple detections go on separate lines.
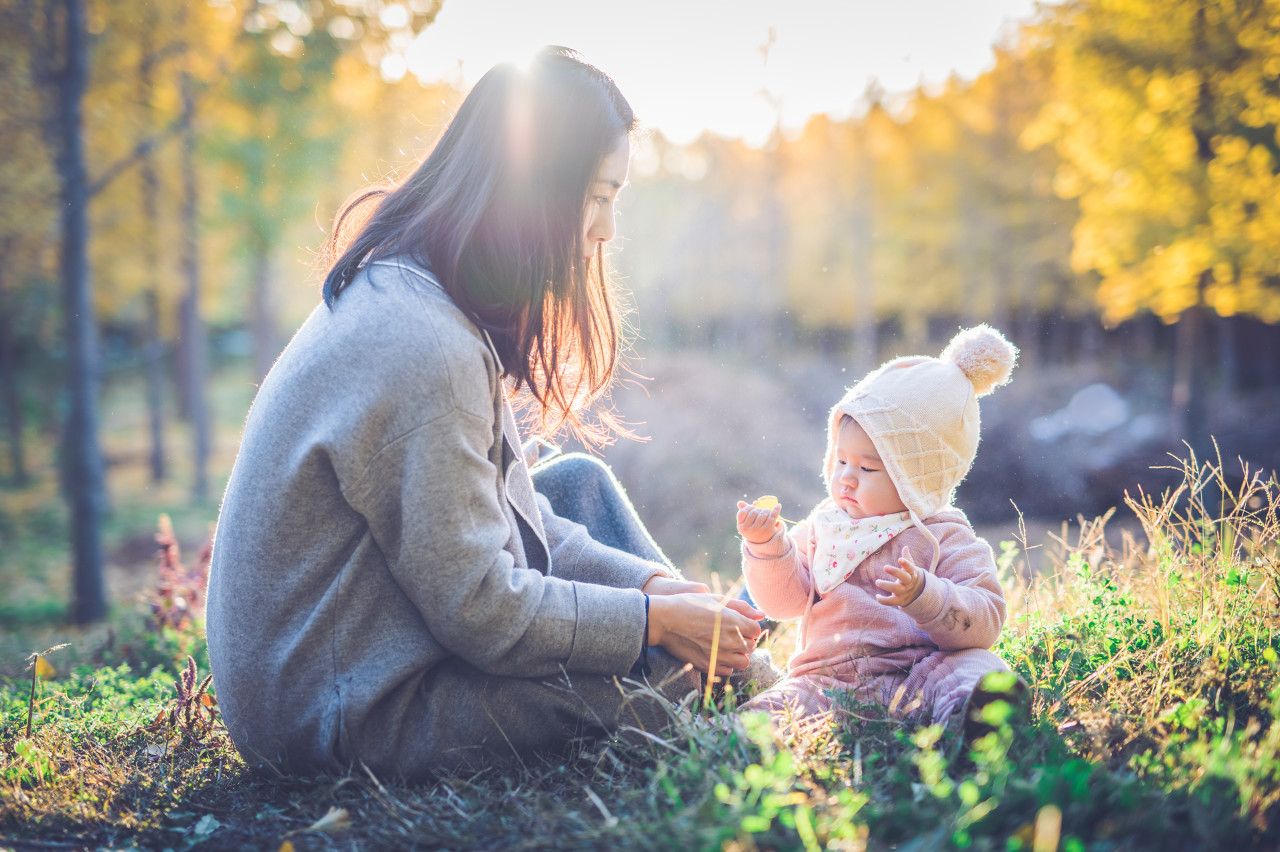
320, 47, 636, 442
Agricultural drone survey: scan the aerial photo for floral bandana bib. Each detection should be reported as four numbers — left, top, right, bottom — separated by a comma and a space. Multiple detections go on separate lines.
810, 505, 913, 595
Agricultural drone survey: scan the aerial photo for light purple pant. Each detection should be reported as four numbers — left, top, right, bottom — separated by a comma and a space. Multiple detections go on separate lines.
742, 647, 1010, 726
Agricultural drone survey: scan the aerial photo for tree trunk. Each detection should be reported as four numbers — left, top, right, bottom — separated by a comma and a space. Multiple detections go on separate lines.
1261, 320, 1280, 388
902, 310, 928, 355
988, 80, 1013, 342
145, 290, 166, 482
1129, 312, 1158, 363
1176, 9, 1215, 463
850, 145, 876, 376
1016, 283, 1039, 370
1080, 315, 1103, 363
179, 67, 210, 502
139, 4, 166, 483
1047, 278, 1075, 364
250, 241, 277, 384
56, 0, 106, 624
989, 258, 1012, 345
960, 200, 983, 329
1172, 297, 1210, 456
0, 287, 28, 485
1217, 312, 1236, 395
173, 301, 191, 419
757, 136, 785, 361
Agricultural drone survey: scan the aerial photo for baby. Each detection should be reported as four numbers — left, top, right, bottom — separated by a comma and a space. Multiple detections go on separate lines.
736, 325, 1022, 733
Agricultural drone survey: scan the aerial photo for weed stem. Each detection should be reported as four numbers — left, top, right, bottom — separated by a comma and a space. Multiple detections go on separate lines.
26, 658, 36, 738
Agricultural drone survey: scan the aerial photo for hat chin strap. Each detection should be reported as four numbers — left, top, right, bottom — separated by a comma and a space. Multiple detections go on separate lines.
907, 506, 942, 574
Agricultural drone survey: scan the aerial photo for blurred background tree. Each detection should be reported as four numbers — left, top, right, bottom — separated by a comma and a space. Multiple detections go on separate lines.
1026, 0, 1280, 453
0, 0, 444, 623
1, 0, 1278, 621
0, 0, 58, 490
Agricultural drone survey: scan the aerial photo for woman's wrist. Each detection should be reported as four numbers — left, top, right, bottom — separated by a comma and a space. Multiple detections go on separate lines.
645, 593, 667, 646
640, 572, 668, 594
643, 575, 710, 596
639, 594, 652, 675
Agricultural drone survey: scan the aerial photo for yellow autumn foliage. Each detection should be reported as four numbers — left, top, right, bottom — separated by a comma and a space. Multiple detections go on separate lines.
1032, 0, 1280, 326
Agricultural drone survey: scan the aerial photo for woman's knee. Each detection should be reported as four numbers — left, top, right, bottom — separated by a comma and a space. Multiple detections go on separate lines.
533, 452, 631, 526
533, 452, 614, 493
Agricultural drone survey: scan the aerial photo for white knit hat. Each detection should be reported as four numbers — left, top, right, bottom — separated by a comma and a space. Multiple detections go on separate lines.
823, 324, 1018, 569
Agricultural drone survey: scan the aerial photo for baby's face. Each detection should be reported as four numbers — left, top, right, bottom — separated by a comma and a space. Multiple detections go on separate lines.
829, 417, 908, 519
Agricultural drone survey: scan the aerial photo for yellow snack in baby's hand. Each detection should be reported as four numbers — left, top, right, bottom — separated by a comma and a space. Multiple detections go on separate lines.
751, 494, 797, 525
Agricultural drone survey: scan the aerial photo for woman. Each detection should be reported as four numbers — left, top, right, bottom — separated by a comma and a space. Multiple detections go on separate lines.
205, 47, 763, 779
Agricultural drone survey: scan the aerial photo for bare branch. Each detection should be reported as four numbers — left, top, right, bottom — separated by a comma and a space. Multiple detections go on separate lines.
86, 104, 192, 199
85, 1, 254, 199
139, 37, 186, 76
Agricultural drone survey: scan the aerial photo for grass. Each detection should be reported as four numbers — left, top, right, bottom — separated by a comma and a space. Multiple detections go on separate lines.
3, 433, 1280, 849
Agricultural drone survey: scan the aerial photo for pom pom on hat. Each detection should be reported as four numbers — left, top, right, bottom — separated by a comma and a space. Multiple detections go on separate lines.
940, 324, 1018, 397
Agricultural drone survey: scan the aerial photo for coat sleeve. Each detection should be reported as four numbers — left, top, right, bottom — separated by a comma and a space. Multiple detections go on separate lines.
899, 518, 1006, 650
536, 494, 669, 590
342, 400, 646, 680
742, 524, 816, 621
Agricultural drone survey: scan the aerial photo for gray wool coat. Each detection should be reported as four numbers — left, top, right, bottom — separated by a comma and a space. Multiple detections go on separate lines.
205, 259, 682, 777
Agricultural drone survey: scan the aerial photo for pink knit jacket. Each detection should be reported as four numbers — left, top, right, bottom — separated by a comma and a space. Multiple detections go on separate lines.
742, 501, 1006, 681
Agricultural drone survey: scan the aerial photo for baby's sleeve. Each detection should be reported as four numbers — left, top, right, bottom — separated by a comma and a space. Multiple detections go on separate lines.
899, 521, 1006, 650
742, 524, 815, 621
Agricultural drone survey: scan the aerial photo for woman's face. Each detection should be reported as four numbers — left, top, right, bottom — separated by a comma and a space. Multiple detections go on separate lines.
582, 135, 630, 263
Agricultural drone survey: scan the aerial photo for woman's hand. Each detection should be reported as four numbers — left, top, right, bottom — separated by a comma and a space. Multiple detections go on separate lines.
647, 593, 765, 677
642, 575, 710, 596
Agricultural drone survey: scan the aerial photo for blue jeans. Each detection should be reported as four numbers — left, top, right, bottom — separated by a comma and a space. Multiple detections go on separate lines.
531, 452, 673, 568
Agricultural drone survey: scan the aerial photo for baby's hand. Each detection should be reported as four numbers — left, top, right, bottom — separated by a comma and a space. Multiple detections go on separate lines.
875, 545, 925, 607
736, 500, 783, 545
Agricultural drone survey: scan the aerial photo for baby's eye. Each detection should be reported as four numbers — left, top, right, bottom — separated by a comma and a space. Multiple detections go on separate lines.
861, 466, 879, 473
593, 196, 610, 206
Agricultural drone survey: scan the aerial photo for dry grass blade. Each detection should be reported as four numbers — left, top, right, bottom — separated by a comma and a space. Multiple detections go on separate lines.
581, 784, 619, 826
304, 806, 351, 834
616, 725, 684, 754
